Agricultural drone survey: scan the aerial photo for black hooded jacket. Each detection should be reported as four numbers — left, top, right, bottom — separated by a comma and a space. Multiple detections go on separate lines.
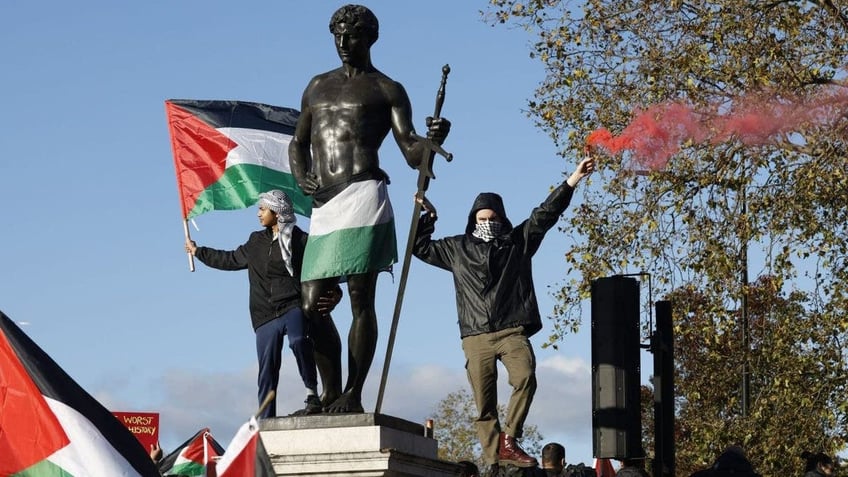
195, 226, 308, 330
413, 181, 576, 338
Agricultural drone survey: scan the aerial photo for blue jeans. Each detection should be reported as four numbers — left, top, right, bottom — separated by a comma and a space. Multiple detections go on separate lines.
255, 307, 317, 418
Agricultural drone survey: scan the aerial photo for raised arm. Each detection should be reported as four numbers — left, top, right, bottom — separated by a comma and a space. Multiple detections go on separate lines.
523, 155, 597, 255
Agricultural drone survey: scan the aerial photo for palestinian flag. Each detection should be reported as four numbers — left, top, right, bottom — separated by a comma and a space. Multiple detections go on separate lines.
215, 417, 274, 477
301, 179, 397, 281
165, 99, 311, 219
158, 428, 224, 476
0, 311, 160, 476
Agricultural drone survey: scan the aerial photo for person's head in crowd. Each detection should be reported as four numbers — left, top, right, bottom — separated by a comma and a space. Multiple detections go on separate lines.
802, 451, 834, 476
541, 442, 565, 471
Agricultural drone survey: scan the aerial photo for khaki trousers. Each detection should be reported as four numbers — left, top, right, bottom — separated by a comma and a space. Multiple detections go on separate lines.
461, 326, 537, 465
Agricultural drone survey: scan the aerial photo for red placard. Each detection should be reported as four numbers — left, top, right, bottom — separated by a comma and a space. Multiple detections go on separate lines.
113, 411, 159, 451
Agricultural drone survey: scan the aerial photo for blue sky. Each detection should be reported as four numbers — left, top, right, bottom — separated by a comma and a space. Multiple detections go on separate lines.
0, 0, 644, 465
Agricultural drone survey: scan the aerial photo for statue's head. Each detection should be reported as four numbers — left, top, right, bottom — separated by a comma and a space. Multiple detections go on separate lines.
329, 4, 379, 46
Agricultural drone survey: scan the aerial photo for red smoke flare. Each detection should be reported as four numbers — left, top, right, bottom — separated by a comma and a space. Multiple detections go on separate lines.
586, 84, 848, 170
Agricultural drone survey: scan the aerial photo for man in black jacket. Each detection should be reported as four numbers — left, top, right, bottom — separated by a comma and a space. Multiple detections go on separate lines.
186, 190, 340, 418
413, 156, 595, 474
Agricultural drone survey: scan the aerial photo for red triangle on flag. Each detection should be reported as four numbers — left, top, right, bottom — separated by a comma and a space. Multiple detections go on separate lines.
0, 329, 70, 474
165, 101, 238, 219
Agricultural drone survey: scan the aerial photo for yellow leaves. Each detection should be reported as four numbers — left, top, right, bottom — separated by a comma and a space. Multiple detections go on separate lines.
647, 218, 659, 231
481, 2, 848, 470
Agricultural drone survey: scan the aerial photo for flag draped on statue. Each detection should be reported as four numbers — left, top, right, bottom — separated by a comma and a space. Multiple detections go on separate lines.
0, 310, 161, 477
300, 179, 397, 281
215, 417, 274, 477
165, 99, 311, 219
158, 428, 224, 476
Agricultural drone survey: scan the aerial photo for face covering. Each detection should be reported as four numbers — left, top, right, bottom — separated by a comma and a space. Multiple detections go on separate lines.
472, 220, 503, 242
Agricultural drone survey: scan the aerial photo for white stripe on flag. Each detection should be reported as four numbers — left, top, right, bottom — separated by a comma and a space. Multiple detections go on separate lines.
220, 127, 293, 173
216, 417, 258, 475
44, 397, 142, 477
309, 180, 393, 236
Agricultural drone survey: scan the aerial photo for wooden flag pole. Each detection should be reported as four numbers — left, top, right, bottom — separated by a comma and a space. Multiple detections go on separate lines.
254, 390, 276, 418
183, 219, 195, 272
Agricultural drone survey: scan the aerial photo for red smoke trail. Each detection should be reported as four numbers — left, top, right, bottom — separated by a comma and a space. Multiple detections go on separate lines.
586, 84, 848, 170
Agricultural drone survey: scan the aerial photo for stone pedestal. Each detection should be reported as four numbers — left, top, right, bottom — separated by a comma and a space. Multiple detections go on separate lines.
260, 413, 460, 476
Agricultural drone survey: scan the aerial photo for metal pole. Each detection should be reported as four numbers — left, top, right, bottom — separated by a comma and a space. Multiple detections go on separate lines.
740, 184, 750, 417
653, 301, 675, 477
375, 65, 451, 414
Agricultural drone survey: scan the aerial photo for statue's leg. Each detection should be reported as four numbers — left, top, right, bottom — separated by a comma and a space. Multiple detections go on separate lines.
301, 277, 343, 408
326, 271, 378, 413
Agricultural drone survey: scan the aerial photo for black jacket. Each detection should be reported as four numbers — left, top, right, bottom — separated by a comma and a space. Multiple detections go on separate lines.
689, 448, 761, 477
195, 226, 307, 330
413, 182, 575, 338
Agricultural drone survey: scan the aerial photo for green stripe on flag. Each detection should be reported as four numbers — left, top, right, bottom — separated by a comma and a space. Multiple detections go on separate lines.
301, 220, 397, 281
169, 461, 207, 476
188, 164, 311, 218
12, 459, 73, 477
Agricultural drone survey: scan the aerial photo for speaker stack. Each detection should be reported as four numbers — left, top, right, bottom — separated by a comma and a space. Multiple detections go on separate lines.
591, 276, 642, 459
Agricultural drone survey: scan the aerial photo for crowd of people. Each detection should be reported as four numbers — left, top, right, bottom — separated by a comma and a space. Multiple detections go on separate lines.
149, 431, 840, 477
451, 443, 839, 477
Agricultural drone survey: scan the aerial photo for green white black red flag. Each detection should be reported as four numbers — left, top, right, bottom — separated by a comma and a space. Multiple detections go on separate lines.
0, 310, 161, 476
165, 99, 311, 220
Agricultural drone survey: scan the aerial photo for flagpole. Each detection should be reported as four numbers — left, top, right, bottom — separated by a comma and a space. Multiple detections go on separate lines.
183, 219, 195, 272
254, 390, 275, 418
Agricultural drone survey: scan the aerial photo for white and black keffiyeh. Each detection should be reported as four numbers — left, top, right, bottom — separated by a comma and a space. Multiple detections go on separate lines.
259, 190, 297, 275
472, 221, 504, 242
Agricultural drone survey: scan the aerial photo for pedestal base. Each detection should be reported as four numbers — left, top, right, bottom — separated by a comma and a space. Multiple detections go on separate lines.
260, 413, 460, 476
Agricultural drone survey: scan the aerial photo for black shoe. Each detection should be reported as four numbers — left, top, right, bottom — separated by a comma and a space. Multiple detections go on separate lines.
289, 395, 323, 416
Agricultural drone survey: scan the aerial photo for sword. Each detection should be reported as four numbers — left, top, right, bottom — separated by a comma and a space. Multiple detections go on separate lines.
375, 65, 452, 414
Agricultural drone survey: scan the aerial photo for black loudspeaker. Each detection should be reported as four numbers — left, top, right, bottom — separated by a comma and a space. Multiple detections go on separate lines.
591, 276, 642, 459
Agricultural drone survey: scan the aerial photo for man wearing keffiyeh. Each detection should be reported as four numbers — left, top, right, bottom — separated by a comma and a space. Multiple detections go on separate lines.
412, 156, 595, 475
186, 190, 342, 417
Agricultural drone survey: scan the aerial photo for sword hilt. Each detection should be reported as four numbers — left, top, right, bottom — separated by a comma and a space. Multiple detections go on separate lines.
432, 64, 450, 119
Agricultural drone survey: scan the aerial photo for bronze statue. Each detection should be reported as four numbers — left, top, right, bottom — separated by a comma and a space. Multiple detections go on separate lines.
289, 4, 450, 413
